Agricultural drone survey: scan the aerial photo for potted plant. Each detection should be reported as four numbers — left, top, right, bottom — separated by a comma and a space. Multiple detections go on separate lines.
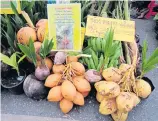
136, 40, 158, 93
0, 52, 26, 94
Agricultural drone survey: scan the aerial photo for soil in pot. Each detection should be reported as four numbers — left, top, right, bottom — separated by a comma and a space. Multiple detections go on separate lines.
1, 69, 26, 95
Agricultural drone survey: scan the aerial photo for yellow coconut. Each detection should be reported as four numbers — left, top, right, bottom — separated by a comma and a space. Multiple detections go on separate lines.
17, 27, 37, 45
36, 19, 48, 28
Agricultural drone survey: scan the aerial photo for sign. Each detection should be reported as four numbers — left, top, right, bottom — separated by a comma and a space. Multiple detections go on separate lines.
47, 4, 81, 51
86, 15, 135, 42
0, 0, 21, 14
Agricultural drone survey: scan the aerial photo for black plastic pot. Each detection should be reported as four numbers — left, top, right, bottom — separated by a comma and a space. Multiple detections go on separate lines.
1, 69, 26, 95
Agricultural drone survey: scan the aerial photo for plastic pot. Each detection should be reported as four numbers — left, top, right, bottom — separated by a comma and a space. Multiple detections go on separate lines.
1, 69, 26, 95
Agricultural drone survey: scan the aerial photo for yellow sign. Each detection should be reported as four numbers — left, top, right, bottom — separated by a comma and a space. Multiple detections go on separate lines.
81, 27, 86, 48
47, 4, 81, 51
85, 16, 135, 42
0, 0, 21, 14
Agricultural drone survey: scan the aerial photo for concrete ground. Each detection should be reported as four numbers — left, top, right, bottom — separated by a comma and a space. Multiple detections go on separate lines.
1, 19, 158, 121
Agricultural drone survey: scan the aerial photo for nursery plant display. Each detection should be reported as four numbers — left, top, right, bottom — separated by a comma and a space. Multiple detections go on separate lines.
1, 1, 158, 121
45, 52, 91, 113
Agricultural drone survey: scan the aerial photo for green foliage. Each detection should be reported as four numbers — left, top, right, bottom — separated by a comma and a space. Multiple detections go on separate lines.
1, 14, 18, 52
39, 39, 54, 59
103, 28, 121, 68
82, 28, 121, 71
10, 1, 24, 26
18, 38, 37, 66
0, 52, 25, 75
141, 40, 158, 77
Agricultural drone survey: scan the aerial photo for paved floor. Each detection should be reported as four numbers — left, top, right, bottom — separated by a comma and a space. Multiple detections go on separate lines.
1, 19, 158, 121
1, 114, 78, 121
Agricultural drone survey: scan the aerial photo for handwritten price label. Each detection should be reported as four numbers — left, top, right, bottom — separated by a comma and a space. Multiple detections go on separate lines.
85, 16, 135, 42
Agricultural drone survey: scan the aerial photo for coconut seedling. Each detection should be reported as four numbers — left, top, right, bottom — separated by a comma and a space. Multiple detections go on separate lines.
35, 38, 53, 80
135, 40, 158, 98
18, 38, 53, 81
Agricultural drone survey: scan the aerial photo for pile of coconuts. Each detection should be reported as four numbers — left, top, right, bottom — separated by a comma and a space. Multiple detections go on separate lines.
94, 63, 152, 121
44, 51, 91, 113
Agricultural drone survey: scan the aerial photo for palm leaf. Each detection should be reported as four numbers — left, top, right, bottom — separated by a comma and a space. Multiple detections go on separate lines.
10, 1, 24, 26
147, 48, 158, 64
0, 53, 14, 67
4, 14, 15, 39
104, 28, 114, 57
40, 39, 53, 59
1, 15, 6, 24
141, 40, 158, 76
2, 29, 15, 51
143, 65, 156, 74
18, 55, 26, 64
28, 38, 36, 65
10, 1, 19, 15
144, 57, 158, 69
10, 53, 18, 70
142, 40, 147, 68
21, 1, 29, 10
25, 1, 35, 12
33, 12, 40, 24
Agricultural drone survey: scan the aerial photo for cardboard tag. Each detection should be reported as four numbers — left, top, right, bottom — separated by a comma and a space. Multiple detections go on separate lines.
86, 15, 135, 42
47, 3, 81, 51
0, 0, 21, 14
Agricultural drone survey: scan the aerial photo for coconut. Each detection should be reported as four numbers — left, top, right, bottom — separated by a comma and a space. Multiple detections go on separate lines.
54, 52, 67, 64
71, 62, 85, 76
102, 67, 122, 83
23, 74, 48, 100
116, 92, 134, 112
61, 80, 76, 101
52, 64, 65, 74
45, 74, 62, 88
47, 86, 63, 102
36, 19, 48, 28
85, 69, 102, 83
99, 98, 117, 115
135, 79, 151, 98
17, 27, 37, 45
73, 76, 91, 93
60, 98, 73, 114
73, 91, 84, 106
37, 26, 46, 42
